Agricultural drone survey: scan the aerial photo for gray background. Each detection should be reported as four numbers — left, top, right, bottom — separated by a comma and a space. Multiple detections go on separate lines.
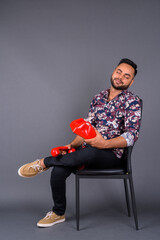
0, 0, 160, 239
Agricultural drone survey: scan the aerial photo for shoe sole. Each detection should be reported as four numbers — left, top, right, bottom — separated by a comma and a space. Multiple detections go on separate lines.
37, 218, 65, 228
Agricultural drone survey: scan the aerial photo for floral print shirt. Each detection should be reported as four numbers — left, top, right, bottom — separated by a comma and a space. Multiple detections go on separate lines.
84, 89, 142, 158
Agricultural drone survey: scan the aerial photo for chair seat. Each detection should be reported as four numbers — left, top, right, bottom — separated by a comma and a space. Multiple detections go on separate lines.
75, 168, 125, 175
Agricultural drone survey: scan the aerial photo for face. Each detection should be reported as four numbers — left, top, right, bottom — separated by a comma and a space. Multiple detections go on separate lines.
110, 63, 135, 90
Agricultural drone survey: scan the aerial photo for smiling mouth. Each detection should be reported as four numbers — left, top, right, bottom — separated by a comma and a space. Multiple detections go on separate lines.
114, 79, 123, 85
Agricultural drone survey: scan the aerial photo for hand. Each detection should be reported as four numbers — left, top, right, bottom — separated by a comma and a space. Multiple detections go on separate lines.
61, 144, 72, 155
84, 129, 107, 149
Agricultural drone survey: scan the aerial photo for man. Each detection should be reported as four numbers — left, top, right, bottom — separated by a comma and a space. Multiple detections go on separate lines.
18, 58, 142, 228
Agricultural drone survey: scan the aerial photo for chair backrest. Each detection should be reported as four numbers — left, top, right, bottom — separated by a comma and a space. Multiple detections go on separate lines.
123, 99, 143, 174
122, 146, 133, 173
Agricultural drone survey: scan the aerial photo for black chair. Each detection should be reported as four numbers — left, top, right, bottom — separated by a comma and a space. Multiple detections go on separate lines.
75, 145, 139, 230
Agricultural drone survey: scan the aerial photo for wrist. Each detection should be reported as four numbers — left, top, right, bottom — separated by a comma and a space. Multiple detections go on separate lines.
70, 142, 77, 149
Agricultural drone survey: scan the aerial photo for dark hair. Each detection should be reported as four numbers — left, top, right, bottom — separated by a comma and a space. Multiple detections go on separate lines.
118, 58, 137, 76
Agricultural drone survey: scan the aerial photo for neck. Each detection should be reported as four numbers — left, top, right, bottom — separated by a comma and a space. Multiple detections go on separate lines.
108, 86, 122, 101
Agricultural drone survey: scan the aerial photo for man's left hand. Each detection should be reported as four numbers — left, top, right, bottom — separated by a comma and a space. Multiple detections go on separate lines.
85, 129, 107, 149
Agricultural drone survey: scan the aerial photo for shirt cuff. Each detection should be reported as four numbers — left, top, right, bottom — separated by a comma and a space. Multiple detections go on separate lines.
121, 132, 134, 147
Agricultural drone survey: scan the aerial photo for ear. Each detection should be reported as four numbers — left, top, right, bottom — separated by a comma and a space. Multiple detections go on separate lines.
129, 79, 134, 87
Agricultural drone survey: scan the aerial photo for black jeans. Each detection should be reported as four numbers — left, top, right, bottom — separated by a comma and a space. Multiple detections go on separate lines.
44, 145, 123, 216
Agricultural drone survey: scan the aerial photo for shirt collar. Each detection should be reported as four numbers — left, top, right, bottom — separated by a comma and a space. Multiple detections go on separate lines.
103, 88, 128, 101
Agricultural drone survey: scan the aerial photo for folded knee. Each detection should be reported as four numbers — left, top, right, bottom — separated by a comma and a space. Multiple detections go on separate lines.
50, 166, 72, 181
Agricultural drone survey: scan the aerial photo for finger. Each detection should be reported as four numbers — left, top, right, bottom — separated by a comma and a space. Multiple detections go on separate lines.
61, 151, 67, 155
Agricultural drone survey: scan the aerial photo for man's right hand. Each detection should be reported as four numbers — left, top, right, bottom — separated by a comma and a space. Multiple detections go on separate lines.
61, 144, 72, 155
61, 135, 85, 155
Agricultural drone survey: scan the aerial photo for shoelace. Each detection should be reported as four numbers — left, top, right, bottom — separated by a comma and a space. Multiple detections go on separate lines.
44, 211, 53, 219
28, 160, 44, 172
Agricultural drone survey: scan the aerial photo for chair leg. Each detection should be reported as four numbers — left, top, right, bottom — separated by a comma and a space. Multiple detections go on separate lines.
124, 179, 131, 217
129, 176, 139, 230
76, 174, 80, 230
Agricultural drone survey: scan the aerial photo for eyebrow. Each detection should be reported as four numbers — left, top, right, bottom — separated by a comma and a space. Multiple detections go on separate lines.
117, 68, 131, 77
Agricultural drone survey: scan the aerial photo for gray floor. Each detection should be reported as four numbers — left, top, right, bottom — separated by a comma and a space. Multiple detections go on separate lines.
1, 199, 160, 240
1, 170, 160, 240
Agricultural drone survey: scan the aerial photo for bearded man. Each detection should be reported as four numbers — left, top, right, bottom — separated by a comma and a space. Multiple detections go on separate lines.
18, 58, 142, 228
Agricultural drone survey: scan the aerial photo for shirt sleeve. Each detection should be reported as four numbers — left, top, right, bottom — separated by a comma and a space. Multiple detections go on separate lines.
121, 97, 142, 146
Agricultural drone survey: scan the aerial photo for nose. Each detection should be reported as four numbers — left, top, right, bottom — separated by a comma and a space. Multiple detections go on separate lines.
118, 74, 123, 80
118, 73, 122, 80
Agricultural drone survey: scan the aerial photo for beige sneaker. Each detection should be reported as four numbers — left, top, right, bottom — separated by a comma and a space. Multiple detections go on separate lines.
18, 159, 48, 178
37, 211, 65, 228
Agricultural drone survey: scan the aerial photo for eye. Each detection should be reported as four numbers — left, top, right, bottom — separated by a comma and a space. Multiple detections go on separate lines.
124, 75, 130, 80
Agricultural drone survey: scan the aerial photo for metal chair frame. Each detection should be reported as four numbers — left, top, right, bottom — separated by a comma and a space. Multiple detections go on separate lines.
75, 146, 139, 230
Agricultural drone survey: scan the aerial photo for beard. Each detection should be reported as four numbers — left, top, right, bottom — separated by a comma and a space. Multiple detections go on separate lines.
110, 76, 130, 90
